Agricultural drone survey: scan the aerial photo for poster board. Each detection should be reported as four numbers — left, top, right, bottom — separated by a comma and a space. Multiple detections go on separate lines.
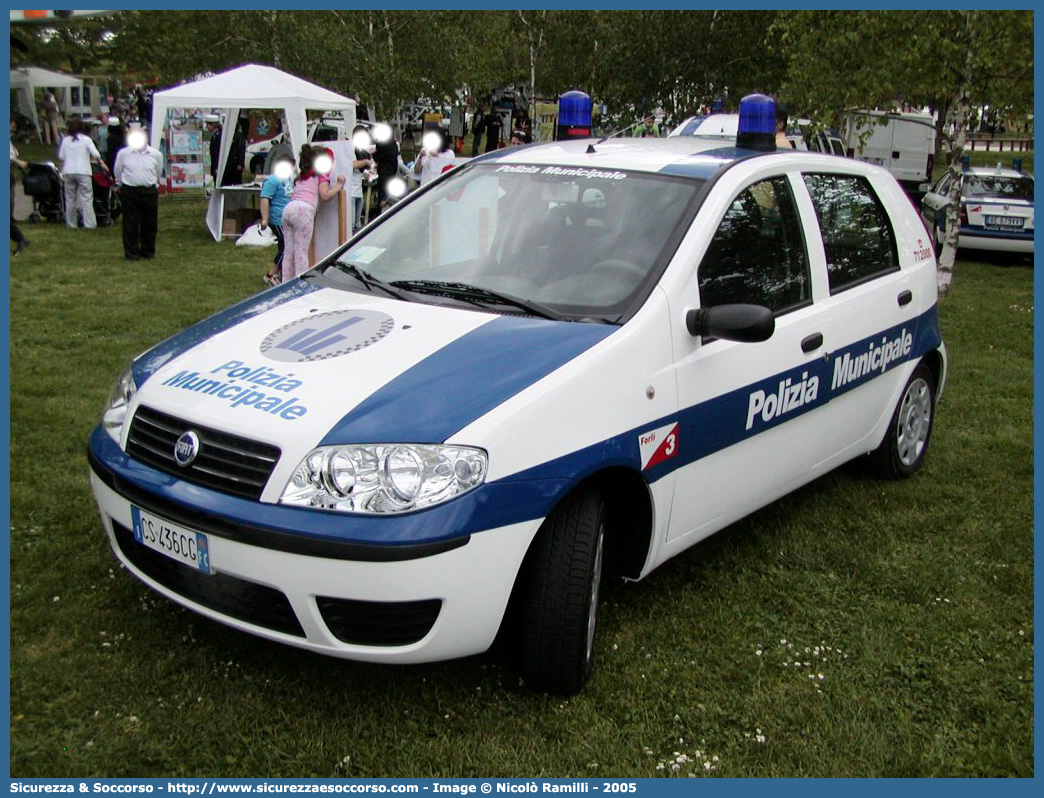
312, 140, 355, 267
165, 109, 206, 191
535, 101, 558, 143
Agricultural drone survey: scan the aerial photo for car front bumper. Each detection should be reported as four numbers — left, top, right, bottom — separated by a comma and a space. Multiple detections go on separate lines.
88, 427, 543, 663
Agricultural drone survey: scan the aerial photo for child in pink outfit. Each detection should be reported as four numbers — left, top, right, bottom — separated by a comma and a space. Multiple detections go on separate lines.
281, 145, 346, 283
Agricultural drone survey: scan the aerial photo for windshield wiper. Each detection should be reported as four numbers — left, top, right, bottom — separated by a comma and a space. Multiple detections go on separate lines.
388, 279, 566, 321
332, 262, 409, 301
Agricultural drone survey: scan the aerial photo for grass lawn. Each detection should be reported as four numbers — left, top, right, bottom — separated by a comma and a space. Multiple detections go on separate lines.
8, 193, 1034, 778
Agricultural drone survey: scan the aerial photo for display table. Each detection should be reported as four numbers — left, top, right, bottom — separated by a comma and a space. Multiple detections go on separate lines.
217, 183, 262, 237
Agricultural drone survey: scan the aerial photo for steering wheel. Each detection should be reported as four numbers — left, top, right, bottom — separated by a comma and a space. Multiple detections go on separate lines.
590, 258, 646, 280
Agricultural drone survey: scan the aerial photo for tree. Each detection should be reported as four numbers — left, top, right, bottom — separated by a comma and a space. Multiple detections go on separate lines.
774, 10, 1033, 297
10, 15, 116, 74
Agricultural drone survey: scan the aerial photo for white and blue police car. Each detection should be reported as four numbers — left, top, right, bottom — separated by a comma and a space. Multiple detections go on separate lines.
89, 96, 946, 694
921, 158, 1034, 254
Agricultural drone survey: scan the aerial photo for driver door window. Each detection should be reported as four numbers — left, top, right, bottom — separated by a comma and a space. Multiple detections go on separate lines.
698, 177, 810, 314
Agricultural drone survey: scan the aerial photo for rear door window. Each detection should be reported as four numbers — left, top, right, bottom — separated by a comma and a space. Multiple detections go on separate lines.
803, 174, 899, 293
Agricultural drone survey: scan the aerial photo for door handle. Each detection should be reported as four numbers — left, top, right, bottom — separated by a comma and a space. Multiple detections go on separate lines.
898, 290, 913, 306
801, 333, 823, 353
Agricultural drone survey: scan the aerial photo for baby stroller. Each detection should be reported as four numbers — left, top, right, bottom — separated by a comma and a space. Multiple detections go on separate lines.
92, 162, 121, 226
22, 162, 64, 223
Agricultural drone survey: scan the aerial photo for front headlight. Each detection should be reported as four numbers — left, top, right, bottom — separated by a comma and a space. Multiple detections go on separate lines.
280, 444, 488, 514
102, 366, 136, 443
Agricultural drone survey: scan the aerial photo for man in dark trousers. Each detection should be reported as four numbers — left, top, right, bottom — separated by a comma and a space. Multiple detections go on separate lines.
484, 109, 503, 153
470, 104, 486, 156
206, 116, 222, 182
373, 123, 403, 212
114, 126, 163, 260
207, 115, 247, 185
105, 117, 125, 174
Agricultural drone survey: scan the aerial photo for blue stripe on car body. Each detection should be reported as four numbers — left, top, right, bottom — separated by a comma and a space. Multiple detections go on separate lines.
91, 305, 943, 549
319, 316, 618, 445
960, 225, 1034, 240
657, 147, 756, 180
507, 305, 943, 487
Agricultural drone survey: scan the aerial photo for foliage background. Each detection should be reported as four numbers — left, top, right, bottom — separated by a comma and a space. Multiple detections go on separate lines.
11, 10, 1031, 124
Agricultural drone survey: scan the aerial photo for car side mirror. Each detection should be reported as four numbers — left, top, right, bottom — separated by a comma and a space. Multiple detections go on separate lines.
686, 304, 775, 343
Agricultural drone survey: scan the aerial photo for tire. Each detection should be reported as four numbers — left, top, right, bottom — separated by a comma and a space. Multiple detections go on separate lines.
933, 222, 943, 256
868, 362, 936, 479
518, 488, 606, 695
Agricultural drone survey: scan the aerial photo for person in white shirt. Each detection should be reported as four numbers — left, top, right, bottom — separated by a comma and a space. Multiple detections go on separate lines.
113, 126, 164, 260
412, 130, 456, 187
58, 117, 106, 229
350, 139, 375, 233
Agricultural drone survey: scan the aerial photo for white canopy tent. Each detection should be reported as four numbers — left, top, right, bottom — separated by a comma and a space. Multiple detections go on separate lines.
10, 66, 84, 140
149, 64, 356, 240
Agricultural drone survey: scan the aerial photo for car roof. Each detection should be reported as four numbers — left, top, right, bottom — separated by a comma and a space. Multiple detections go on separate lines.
475, 136, 801, 180
964, 165, 1032, 180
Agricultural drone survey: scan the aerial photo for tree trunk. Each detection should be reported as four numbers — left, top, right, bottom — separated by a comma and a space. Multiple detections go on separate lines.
270, 10, 280, 69
937, 11, 977, 299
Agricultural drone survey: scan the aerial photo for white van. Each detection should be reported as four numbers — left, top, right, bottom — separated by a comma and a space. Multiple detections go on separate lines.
844, 111, 936, 196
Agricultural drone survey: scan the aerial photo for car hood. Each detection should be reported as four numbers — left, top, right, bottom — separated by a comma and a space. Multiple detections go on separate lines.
130, 280, 616, 459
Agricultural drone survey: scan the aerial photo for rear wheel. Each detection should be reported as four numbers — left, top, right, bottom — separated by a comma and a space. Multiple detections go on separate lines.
867, 362, 936, 479
519, 488, 606, 695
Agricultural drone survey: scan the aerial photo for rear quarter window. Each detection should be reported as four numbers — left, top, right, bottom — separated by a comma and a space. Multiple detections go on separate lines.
803, 173, 900, 293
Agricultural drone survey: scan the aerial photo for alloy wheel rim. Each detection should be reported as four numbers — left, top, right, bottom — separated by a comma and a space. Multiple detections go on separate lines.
585, 524, 605, 665
896, 378, 931, 467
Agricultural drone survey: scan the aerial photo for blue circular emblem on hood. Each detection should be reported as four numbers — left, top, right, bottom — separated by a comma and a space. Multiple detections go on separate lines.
261, 309, 395, 363
174, 431, 200, 467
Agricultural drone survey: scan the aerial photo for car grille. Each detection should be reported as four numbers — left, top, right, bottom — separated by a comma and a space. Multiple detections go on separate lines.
127, 406, 280, 500
316, 597, 442, 646
111, 520, 304, 638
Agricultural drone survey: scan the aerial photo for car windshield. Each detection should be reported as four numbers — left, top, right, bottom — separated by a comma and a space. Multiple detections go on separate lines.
324, 163, 703, 322
962, 175, 1034, 201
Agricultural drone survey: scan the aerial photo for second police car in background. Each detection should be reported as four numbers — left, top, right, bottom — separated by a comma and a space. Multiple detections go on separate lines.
89, 96, 947, 695
921, 158, 1034, 255
668, 112, 809, 150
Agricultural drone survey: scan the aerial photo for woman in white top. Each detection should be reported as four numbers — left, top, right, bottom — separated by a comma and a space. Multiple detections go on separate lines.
412, 130, 456, 187
58, 117, 106, 229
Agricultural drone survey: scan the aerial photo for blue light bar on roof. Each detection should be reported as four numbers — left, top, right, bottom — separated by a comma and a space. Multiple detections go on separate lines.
737, 93, 776, 152
557, 90, 593, 141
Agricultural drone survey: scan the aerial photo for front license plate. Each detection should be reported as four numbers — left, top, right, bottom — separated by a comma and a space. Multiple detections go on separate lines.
985, 215, 1024, 229
131, 506, 212, 574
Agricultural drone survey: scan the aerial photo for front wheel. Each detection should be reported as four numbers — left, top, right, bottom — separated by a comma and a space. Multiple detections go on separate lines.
519, 488, 606, 695
867, 362, 936, 479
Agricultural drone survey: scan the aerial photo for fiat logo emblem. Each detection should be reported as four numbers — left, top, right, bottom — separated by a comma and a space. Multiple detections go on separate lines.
174, 431, 201, 467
